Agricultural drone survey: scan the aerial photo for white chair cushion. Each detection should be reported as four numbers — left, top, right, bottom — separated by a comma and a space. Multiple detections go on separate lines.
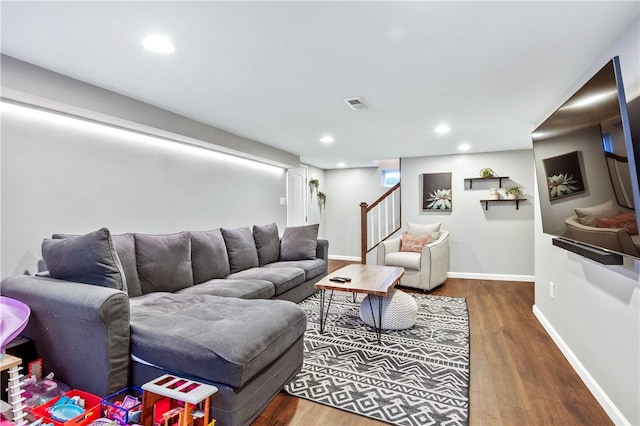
385, 252, 421, 270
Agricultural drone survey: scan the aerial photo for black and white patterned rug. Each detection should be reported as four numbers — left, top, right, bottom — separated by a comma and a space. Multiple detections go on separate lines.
285, 291, 469, 426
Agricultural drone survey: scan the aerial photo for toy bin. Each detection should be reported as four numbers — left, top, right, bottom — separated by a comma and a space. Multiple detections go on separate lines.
101, 387, 143, 426
31, 389, 101, 426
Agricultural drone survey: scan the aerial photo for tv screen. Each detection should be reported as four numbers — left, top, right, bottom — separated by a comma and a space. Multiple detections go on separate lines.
532, 57, 640, 260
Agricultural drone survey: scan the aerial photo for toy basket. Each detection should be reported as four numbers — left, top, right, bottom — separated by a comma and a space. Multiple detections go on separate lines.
31, 389, 101, 426
100, 387, 143, 426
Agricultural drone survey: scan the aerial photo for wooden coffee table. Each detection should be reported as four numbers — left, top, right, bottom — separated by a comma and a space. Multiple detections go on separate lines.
314, 264, 404, 344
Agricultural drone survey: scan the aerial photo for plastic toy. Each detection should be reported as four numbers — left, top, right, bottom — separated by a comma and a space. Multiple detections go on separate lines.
87, 418, 118, 426
0, 297, 31, 354
50, 404, 83, 422
0, 355, 28, 425
141, 375, 218, 426
101, 388, 142, 426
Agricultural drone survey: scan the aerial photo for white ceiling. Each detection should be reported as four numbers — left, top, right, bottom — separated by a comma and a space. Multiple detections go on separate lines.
1, 1, 638, 169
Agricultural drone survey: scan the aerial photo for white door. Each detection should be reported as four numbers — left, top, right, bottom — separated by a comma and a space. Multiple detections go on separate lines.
286, 167, 308, 226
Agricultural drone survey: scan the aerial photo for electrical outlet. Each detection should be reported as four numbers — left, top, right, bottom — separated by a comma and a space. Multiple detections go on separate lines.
550, 281, 555, 299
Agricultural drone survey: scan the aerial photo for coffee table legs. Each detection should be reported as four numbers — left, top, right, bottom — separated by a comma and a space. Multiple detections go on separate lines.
366, 295, 383, 344
319, 291, 383, 344
319, 289, 335, 334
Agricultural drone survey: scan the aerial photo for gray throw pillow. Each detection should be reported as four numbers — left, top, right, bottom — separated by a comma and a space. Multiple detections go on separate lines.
53, 231, 141, 297
280, 224, 319, 261
253, 223, 280, 266
190, 229, 231, 284
42, 227, 127, 291
111, 233, 142, 297
221, 227, 259, 273
135, 232, 193, 294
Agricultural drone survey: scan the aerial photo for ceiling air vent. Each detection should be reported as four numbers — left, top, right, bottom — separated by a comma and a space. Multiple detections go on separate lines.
343, 97, 368, 111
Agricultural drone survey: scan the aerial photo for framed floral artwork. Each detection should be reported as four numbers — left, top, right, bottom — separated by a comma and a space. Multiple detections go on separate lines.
422, 172, 452, 212
542, 151, 585, 201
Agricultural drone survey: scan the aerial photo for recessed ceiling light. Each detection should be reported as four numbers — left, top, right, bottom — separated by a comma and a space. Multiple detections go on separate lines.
142, 35, 175, 54
337, 162, 346, 168
434, 124, 451, 134
458, 143, 471, 151
320, 135, 335, 143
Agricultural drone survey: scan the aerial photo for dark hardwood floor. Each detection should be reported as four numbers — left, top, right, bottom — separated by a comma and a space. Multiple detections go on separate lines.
253, 260, 612, 425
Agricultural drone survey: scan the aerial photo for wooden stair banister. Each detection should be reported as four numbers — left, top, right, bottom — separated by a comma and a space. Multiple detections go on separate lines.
360, 182, 401, 264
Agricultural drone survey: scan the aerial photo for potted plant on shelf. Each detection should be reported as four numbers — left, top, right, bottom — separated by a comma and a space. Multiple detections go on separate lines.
479, 168, 495, 178
504, 186, 523, 199
309, 179, 319, 198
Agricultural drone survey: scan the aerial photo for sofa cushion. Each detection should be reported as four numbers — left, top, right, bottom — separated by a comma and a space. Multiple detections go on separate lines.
384, 251, 421, 270
177, 279, 274, 299
51, 231, 140, 296
42, 227, 127, 291
111, 233, 142, 297
221, 227, 259, 273
574, 199, 619, 226
253, 223, 280, 266
279, 224, 319, 261
129, 293, 307, 387
226, 267, 305, 296
135, 232, 193, 294
264, 259, 326, 281
190, 229, 231, 284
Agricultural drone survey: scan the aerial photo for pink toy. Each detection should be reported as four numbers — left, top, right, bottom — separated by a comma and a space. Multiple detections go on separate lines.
0, 296, 31, 354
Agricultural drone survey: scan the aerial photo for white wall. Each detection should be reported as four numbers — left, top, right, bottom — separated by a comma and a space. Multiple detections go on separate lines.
1, 104, 287, 278
323, 160, 399, 260
533, 18, 640, 426
323, 153, 535, 278
303, 164, 327, 239
401, 150, 535, 278
1, 55, 299, 169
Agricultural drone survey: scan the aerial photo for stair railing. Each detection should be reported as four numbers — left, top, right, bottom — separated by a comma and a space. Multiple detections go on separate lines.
360, 182, 401, 264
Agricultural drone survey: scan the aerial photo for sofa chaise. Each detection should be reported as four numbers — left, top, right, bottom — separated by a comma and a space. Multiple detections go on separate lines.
0, 223, 328, 426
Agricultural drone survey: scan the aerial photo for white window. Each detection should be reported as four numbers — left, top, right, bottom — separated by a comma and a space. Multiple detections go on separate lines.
382, 169, 400, 187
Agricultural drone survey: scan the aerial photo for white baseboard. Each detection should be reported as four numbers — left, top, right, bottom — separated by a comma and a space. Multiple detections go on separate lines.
328, 254, 361, 262
447, 271, 534, 282
325, 263, 535, 282
532, 305, 629, 426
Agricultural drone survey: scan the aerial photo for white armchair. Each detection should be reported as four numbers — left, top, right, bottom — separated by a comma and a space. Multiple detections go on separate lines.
377, 229, 449, 291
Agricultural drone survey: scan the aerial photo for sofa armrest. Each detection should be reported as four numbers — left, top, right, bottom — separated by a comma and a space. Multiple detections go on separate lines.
377, 238, 401, 265
0, 275, 130, 396
420, 230, 450, 288
316, 239, 329, 263
420, 230, 450, 263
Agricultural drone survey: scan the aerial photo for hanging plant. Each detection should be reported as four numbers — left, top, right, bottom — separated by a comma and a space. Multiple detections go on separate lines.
317, 191, 327, 212
309, 178, 320, 198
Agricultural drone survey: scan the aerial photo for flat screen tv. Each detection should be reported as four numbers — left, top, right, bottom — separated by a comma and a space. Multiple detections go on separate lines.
532, 57, 640, 261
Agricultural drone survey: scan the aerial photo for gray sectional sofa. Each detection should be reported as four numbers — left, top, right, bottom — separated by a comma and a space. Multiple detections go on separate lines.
0, 223, 328, 426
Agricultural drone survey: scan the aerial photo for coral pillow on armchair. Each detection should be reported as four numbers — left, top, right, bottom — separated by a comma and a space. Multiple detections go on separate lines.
400, 232, 431, 252
595, 212, 638, 235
